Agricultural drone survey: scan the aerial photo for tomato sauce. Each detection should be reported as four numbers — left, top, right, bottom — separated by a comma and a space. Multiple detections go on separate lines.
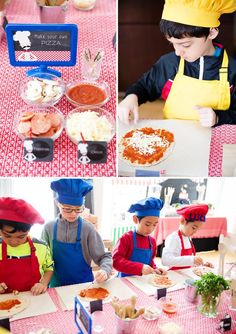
68, 83, 106, 105
162, 302, 177, 314
0, 299, 21, 310
79, 287, 109, 299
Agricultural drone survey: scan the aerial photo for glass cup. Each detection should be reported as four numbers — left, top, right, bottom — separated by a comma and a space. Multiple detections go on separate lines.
81, 49, 104, 81
92, 311, 105, 333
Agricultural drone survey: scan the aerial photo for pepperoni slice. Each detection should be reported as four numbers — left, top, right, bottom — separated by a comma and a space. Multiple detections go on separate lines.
18, 121, 31, 134
20, 111, 35, 122
31, 114, 52, 134
46, 113, 61, 127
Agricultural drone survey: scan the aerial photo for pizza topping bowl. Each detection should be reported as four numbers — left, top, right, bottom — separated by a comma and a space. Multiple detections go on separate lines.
0, 299, 21, 311
65, 80, 110, 107
65, 107, 115, 143
19, 74, 65, 107
120, 127, 174, 165
14, 106, 64, 141
158, 297, 178, 315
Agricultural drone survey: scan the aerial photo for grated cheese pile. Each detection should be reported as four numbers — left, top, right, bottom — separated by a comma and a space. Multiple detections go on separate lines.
125, 130, 169, 155
66, 110, 113, 141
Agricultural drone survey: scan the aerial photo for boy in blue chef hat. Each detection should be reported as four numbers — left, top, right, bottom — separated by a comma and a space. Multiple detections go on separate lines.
41, 178, 112, 287
112, 197, 166, 277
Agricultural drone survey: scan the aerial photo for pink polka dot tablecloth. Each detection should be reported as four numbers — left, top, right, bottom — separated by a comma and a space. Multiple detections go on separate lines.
10, 280, 236, 334
209, 124, 236, 176
0, 0, 116, 177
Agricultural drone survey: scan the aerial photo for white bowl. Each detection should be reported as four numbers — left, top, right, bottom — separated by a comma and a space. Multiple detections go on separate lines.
14, 105, 64, 141
65, 80, 110, 107
19, 73, 65, 108
65, 106, 115, 144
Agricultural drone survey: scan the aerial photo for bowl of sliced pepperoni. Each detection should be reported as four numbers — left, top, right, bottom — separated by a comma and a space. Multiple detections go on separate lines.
14, 105, 64, 141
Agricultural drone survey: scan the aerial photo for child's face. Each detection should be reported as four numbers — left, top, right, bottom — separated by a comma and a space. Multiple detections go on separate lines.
0, 226, 28, 247
133, 216, 159, 236
167, 35, 215, 62
180, 219, 203, 237
58, 203, 84, 222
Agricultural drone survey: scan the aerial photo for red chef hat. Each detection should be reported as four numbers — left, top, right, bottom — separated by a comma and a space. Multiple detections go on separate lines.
176, 204, 208, 222
0, 197, 44, 225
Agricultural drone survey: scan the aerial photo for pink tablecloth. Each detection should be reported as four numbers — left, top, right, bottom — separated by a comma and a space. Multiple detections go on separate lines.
209, 124, 236, 177
10, 280, 236, 334
153, 217, 227, 246
0, 0, 116, 176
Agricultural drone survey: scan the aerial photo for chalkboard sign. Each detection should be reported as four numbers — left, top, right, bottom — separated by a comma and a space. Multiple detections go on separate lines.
23, 138, 53, 162
74, 297, 92, 334
78, 141, 107, 164
5, 23, 78, 75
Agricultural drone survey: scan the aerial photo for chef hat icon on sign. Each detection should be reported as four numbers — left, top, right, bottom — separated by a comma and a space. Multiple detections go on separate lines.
13, 30, 31, 50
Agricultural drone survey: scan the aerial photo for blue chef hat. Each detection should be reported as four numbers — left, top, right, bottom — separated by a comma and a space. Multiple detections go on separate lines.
50, 178, 93, 206
128, 197, 164, 217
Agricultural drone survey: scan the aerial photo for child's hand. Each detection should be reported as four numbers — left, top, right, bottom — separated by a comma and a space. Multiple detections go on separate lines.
155, 268, 167, 275
0, 282, 7, 294
195, 106, 217, 127
30, 282, 47, 296
94, 270, 108, 283
142, 264, 154, 275
204, 261, 214, 268
194, 256, 204, 266
118, 94, 139, 125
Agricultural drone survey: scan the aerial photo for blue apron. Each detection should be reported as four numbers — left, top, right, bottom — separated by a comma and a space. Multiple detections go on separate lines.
118, 231, 153, 277
50, 217, 94, 287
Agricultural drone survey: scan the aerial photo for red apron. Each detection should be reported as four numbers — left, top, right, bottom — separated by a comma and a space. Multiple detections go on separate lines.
0, 237, 41, 292
170, 230, 196, 270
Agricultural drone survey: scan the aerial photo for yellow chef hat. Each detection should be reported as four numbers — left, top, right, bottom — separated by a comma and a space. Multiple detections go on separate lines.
161, 0, 236, 27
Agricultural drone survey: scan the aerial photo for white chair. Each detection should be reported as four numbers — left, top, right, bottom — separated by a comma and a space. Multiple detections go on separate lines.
218, 233, 236, 277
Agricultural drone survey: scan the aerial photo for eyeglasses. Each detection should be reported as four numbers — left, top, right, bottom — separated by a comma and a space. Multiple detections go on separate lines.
60, 205, 84, 214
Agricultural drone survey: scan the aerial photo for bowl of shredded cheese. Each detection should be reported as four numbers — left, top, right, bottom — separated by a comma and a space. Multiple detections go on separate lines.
65, 106, 115, 144
158, 320, 183, 334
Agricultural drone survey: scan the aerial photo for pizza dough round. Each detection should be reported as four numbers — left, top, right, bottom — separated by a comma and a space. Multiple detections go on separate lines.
150, 275, 175, 288
192, 266, 213, 277
78, 287, 111, 302
0, 295, 29, 318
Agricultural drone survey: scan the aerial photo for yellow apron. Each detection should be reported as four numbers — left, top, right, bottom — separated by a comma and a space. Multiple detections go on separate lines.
163, 50, 230, 120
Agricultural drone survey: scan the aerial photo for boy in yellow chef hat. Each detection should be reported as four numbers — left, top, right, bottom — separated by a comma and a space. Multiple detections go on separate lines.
119, 0, 236, 127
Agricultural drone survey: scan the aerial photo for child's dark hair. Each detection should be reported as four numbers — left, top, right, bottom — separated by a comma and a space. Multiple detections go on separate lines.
160, 19, 210, 39
0, 220, 31, 233
136, 216, 146, 222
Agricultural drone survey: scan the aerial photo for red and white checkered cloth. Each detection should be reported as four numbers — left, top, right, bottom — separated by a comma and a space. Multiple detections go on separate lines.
209, 125, 236, 177
0, 0, 116, 176
10, 281, 236, 334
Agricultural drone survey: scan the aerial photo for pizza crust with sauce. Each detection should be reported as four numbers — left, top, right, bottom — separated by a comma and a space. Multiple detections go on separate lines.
151, 275, 175, 288
119, 127, 174, 167
192, 266, 213, 277
0, 296, 29, 318
78, 287, 110, 301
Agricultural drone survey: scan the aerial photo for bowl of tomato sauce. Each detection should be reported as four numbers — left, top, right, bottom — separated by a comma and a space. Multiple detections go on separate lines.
65, 80, 110, 107
158, 297, 178, 315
